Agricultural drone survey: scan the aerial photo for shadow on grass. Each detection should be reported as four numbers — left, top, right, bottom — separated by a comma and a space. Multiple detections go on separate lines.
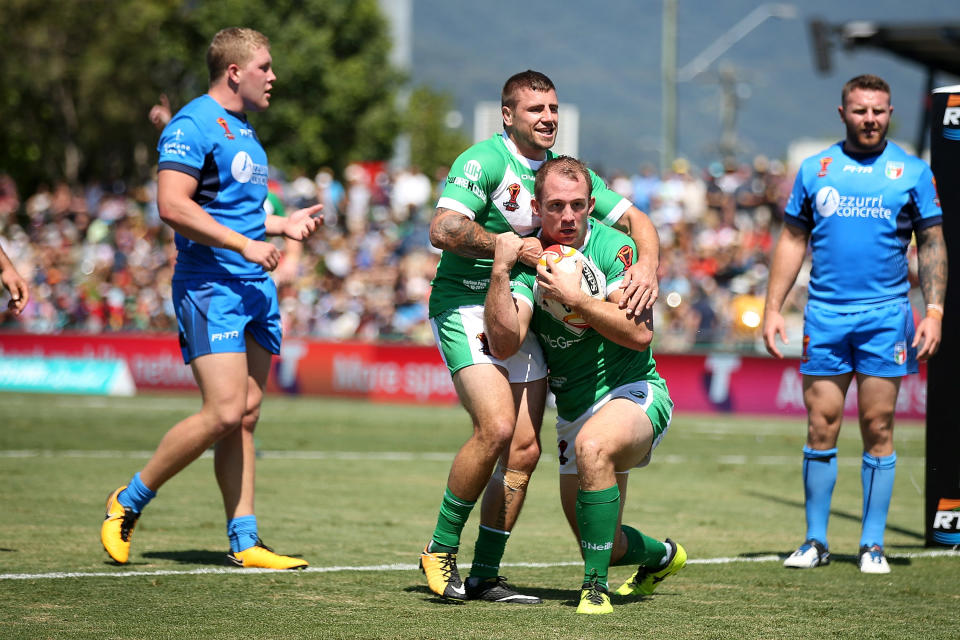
743, 489, 924, 541
141, 549, 229, 565
403, 583, 576, 605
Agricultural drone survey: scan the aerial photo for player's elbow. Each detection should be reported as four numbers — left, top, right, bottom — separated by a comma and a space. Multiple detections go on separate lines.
157, 200, 180, 227
428, 210, 452, 251
486, 332, 520, 360
626, 326, 654, 352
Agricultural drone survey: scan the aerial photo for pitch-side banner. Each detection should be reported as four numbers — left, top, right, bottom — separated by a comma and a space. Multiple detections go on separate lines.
926, 86, 960, 547
0, 333, 927, 418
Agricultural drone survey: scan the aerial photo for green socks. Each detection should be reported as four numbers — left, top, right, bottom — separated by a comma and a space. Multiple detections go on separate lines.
612, 524, 669, 568
430, 487, 476, 552
576, 484, 621, 587
469, 525, 510, 579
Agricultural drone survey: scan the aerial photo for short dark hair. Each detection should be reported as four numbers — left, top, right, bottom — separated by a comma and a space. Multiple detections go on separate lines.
501, 70, 555, 109
534, 156, 591, 201
842, 74, 891, 106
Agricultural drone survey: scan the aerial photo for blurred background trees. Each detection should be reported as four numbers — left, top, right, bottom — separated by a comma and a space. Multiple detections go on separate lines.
0, 0, 463, 193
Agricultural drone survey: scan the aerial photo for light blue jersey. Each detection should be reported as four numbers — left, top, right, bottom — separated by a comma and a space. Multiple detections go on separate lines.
157, 95, 270, 279
784, 141, 941, 310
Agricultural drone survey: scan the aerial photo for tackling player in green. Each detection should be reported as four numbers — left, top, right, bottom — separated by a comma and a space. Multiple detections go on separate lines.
484, 156, 684, 615
420, 70, 660, 603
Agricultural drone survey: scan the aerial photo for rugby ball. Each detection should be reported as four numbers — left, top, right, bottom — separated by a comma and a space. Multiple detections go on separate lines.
534, 244, 606, 334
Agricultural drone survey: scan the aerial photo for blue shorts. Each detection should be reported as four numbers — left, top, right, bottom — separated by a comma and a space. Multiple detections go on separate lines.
173, 277, 282, 364
800, 299, 917, 378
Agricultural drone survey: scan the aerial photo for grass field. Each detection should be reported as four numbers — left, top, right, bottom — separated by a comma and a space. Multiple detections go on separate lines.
0, 392, 956, 639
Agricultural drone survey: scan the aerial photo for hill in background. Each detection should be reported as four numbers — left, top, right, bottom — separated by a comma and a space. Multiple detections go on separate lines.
409, 0, 959, 173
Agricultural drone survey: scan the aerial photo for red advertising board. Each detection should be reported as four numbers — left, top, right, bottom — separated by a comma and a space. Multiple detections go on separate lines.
0, 332, 926, 418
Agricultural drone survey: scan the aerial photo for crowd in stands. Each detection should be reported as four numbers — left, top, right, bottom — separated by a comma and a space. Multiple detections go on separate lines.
0, 155, 819, 354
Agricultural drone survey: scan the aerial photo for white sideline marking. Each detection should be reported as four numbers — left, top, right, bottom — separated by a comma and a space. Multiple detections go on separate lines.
2, 550, 957, 581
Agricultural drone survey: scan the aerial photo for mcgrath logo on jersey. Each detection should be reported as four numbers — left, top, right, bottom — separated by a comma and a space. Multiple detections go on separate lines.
616, 245, 634, 270
932, 497, 960, 545
815, 186, 840, 217
817, 157, 833, 177
503, 183, 522, 212
893, 341, 906, 365
884, 161, 904, 180
216, 117, 236, 140
463, 159, 482, 181
943, 95, 960, 140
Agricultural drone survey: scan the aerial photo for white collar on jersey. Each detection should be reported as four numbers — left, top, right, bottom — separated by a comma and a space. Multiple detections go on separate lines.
500, 131, 547, 170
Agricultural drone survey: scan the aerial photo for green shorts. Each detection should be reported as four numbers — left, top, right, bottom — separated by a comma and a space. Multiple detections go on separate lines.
430, 304, 547, 382
555, 377, 673, 475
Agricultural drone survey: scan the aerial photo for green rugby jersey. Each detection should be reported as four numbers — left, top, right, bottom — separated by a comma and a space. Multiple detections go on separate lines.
510, 221, 661, 421
429, 133, 630, 316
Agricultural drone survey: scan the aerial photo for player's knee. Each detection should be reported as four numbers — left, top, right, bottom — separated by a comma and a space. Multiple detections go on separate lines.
574, 436, 610, 469
204, 405, 245, 437
478, 415, 516, 450
507, 438, 541, 472
241, 406, 261, 433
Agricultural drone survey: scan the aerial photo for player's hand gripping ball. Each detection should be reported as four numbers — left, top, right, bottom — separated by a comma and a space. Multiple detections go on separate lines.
534, 244, 606, 334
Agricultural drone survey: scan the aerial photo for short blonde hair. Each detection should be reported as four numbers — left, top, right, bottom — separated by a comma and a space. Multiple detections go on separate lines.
534, 156, 591, 201
206, 27, 270, 83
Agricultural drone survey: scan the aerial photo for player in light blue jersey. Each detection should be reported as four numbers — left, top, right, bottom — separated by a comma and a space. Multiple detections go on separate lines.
101, 28, 322, 569
763, 75, 946, 574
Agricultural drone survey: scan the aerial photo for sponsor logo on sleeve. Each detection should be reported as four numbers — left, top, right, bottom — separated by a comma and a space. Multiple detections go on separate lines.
463, 160, 482, 181
616, 245, 634, 269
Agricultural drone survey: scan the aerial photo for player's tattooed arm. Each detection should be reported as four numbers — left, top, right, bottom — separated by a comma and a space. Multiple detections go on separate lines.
429, 207, 496, 258
917, 224, 947, 307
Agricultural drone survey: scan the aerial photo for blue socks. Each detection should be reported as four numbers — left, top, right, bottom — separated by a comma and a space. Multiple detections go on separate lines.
802, 446, 837, 547
860, 451, 896, 548
117, 472, 156, 514
227, 515, 259, 553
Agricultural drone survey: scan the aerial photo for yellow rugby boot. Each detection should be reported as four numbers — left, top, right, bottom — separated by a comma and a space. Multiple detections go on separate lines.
101, 486, 140, 564
419, 543, 467, 600
615, 538, 687, 596
576, 578, 613, 615
226, 538, 308, 570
